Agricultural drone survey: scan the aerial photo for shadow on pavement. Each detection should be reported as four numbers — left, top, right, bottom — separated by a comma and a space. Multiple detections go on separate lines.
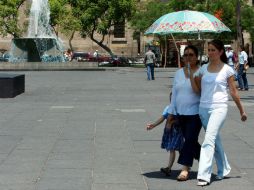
143, 170, 198, 180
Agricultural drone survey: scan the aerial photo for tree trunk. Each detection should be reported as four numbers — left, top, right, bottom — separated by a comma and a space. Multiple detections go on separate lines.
206, 0, 210, 11
97, 42, 114, 57
137, 37, 141, 54
90, 36, 114, 57
69, 31, 75, 51
236, 0, 244, 47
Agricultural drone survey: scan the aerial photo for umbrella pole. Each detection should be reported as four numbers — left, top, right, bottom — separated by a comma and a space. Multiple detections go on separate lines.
164, 36, 167, 68
170, 33, 181, 68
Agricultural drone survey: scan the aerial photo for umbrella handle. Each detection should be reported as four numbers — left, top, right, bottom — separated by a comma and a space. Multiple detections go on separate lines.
170, 33, 181, 68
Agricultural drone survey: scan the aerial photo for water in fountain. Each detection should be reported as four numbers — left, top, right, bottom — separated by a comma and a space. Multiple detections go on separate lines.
9, 0, 65, 62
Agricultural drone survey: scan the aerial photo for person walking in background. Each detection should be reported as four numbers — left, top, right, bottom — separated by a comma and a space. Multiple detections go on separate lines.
93, 50, 99, 61
144, 48, 156, 80
237, 46, 249, 91
146, 95, 184, 176
166, 45, 202, 181
64, 49, 73, 61
226, 47, 237, 80
226, 47, 234, 69
195, 39, 247, 186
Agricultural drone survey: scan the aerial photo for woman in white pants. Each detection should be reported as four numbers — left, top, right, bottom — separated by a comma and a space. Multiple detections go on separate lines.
195, 39, 247, 186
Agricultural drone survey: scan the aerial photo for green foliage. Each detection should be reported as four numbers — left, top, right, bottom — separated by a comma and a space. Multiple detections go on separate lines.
49, 0, 80, 36
167, 0, 204, 11
130, 0, 169, 32
49, 0, 67, 26
67, 0, 136, 55
68, 0, 135, 35
202, 0, 237, 41
241, 4, 254, 43
0, 0, 25, 37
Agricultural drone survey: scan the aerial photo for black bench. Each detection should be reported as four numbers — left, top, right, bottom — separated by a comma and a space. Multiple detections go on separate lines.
0, 74, 25, 98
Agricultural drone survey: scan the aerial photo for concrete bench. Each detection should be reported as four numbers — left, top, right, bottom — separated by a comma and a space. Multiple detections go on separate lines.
0, 73, 25, 98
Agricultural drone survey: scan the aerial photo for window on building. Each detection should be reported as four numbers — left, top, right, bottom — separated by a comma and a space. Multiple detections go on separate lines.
114, 21, 125, 38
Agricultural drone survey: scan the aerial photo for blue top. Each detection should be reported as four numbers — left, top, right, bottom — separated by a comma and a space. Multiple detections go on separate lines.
162, 105, 169, 119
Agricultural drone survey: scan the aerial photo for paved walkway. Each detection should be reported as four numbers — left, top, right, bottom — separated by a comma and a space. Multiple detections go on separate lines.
0, 67, 253, 190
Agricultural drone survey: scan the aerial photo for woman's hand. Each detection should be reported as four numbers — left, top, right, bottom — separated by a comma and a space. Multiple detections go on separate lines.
241, 112, 247, 122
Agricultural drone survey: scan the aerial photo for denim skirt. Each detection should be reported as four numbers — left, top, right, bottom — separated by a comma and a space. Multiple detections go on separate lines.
161, 123, 184, 151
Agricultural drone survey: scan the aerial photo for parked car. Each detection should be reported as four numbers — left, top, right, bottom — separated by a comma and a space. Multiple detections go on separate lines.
97, 55, 112, 63
98, 56, 131, 67
105, 56, 129, 67
72, 52, 93, 62
132, 57, 144, 64
0, 52, 10, 62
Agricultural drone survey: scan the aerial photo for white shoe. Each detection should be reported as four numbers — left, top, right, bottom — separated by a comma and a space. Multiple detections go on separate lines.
197, 179, 209, 186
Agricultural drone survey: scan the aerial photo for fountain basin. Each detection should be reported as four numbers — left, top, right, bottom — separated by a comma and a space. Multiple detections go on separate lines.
10, 38, 64, 62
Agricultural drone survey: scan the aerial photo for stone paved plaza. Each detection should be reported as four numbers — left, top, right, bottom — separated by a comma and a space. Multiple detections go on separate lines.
0, 67, 253, 190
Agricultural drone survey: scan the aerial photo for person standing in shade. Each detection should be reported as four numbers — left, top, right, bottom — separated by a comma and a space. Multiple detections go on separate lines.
144, 48, 156, 80
93, 50, 99, 62
226, 47, 237, 80
166, 45, 202, 181
195, 39, 247, 186
226, 47, 234, 68
237, 46, 249, 91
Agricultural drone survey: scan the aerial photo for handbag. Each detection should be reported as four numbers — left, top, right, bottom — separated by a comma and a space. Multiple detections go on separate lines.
244, 64, 249, 71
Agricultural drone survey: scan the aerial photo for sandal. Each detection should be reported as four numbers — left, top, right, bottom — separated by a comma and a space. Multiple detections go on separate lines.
177, 172, 189, 181
160, 167, 171, 176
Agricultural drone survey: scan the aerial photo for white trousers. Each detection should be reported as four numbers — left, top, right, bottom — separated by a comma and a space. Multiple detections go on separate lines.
197, 107, 231, 183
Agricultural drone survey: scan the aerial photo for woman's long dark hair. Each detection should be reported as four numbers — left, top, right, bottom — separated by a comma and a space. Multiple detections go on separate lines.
208, 39, 227, 63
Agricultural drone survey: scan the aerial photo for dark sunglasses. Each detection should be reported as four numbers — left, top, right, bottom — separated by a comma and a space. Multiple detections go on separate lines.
183, 53, 194, 57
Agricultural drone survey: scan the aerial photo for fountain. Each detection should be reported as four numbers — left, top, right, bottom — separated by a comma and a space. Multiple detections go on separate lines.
9, 0, 65, 62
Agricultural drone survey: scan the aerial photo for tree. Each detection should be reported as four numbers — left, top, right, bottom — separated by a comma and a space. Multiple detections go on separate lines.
167, 0, 204, 11
130, 0, 169, 33
130, 0, 170, 56
67, 0, 136, 56
49, 0, 68, 36
0, 0, 25, 37
49, 0, 80, 50
241, 2, 254, 44
236, 0, 243, 46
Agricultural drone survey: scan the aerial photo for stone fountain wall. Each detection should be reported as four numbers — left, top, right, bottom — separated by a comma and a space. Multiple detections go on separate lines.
9, 0, 65, 63
0, 61, 100, 71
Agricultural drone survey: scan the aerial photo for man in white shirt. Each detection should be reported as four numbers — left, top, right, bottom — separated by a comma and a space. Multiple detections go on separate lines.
237, 46, 249, 90
226, 47, 237, 80
93, 50, 99, 62
226, 47, 234, 67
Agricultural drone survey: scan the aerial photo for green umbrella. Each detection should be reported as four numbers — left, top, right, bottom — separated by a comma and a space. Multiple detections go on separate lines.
145, 10, 231, 67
